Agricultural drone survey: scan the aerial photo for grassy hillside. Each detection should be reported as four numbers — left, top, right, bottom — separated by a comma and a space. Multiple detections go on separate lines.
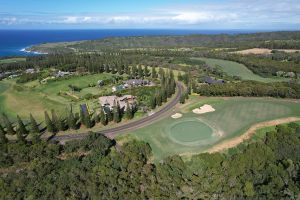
29, 31, 300, 53
195, 57, 289, 83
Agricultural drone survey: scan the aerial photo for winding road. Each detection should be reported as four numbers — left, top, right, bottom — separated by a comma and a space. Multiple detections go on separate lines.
52, 82, 183, 141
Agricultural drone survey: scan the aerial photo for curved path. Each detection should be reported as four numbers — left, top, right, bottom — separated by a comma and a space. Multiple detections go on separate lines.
52, 83, 183, 141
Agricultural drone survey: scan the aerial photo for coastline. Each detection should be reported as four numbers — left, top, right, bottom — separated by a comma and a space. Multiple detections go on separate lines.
20, 47, 48, 55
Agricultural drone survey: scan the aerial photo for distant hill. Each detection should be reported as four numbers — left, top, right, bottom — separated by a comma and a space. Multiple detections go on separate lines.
28, 31, 300, 54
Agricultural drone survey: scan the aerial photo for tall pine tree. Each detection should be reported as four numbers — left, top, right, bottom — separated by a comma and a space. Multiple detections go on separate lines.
1, 113, 15, 135
44, 111, 56, 133
67, 107, 77, 130
125, 101, 133, 120
16, 115, 28, 143
100, 108, 107, 126
0, 124, 8, 144
113, 100, 121, 123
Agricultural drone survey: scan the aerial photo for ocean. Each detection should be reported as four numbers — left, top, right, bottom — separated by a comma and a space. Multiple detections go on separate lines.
0, 29, 262, 57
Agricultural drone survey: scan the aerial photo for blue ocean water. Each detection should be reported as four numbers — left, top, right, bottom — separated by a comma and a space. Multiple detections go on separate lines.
0, 29, 262, 57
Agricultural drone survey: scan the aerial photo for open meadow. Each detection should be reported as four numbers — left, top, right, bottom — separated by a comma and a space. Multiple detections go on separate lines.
194, 57, 288, 83
117, 96, 300, 161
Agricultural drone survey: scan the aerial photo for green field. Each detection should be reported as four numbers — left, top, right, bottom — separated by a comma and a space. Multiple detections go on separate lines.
194, 57, 288, 83
0, 58, 26, 64
118, 97, 300, 161
0, 73, 115, 120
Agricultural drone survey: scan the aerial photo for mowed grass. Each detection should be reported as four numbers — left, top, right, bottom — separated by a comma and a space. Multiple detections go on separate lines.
0, 73, 115, 120
118, 97, 300, 161
194, 57, 288, 83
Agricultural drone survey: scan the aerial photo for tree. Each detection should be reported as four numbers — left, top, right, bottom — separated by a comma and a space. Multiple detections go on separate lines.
0, 124, 8, 144
94, 111, 100, 123
57, 116, 67, 131
1, 113, 15, 135
113, 100, 121, 123
29, 114, 40, 134
67, 108, 77, 130
151, 66, 157, 79
44, 111, 57, 133
144, 65, 150, 77
51, 110, 59, 131
156, 92, 162, 106
125, 101, 133, 120
106, 109, 113, 122
29, 114, 40, 143
180, 93, 186, 104
138, 65, 143, 78
150, 95, 156, 109
100, 108, 107, 126
16, 115, 28, 143
80, 106, 94, 128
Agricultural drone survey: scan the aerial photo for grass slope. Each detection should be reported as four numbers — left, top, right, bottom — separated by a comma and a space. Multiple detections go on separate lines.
195, 57, 288, 83
118, 97, 300, 161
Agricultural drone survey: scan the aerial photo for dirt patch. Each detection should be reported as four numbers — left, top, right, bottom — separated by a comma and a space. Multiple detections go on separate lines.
206, 117, 300, 153
171, 113, 183, 119
193, 104, 215, 114
233, 48, 300, 55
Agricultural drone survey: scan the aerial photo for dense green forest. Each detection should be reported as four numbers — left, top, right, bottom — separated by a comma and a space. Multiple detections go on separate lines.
28, 31, 300, 53
196, 81, 300, 98
1, 123, 300, 199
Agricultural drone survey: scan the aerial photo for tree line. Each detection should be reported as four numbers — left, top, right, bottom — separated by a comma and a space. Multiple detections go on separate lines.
1, 121, 300, 199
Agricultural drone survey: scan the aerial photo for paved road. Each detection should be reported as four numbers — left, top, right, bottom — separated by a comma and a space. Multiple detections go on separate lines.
52, 82, 183, 141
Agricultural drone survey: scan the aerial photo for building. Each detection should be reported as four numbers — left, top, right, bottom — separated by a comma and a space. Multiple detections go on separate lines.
124, 79, 151, 87
55, 70, 72, 78
203, 76, 225, 85
99, 95, 136, 111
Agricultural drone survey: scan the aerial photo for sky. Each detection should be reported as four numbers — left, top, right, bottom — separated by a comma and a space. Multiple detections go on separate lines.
0, 0, 300, 30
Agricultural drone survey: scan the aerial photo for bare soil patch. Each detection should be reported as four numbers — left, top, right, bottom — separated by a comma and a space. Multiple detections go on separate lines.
233, 48, 300, 55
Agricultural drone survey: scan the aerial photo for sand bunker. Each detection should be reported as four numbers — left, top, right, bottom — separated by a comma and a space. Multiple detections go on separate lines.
171, 113, 183, 119
193, 104, 215, 114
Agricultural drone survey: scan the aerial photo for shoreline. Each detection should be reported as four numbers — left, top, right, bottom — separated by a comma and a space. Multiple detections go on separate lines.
20, 47, 48, 55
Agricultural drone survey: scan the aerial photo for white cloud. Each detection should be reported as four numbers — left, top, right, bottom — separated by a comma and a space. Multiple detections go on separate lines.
0, 0, 299, 28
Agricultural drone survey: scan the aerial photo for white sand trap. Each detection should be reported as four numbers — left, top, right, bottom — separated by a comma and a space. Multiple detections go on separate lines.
171, 113, 183, 119
193, 104, 215, 114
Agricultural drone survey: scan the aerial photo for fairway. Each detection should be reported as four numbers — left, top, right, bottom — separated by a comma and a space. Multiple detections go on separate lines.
118, 97, 300, 161
0, 73, 116, 120
194, 57, 288, 83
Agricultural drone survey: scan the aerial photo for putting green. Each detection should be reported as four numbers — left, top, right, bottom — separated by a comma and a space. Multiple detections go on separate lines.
169, 119, 214, 145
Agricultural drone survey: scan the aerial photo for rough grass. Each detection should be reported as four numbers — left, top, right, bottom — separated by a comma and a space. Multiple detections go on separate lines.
118, 97, 300, 161
194, 57, 288, 83
0, 58, 26, 64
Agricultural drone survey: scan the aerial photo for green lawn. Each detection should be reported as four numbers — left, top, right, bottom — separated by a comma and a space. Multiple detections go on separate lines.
194, 57, 288, 83
0, 58, 26, 64
0, 73, 116, 120
118, 97, 300, 161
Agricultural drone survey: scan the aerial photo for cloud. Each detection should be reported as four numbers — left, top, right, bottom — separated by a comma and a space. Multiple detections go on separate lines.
0, 0, 300, 29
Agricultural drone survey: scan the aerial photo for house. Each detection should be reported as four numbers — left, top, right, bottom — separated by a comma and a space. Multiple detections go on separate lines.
99, 95, 136, 111
25, 68, 35, 74
55, 70, 72, 78
124, 79, 151, 87
203, 76, 225, 85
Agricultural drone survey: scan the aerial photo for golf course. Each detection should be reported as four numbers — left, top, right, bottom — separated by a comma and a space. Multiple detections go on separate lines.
194, 57, 289, 83
118, 96, 300, 161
